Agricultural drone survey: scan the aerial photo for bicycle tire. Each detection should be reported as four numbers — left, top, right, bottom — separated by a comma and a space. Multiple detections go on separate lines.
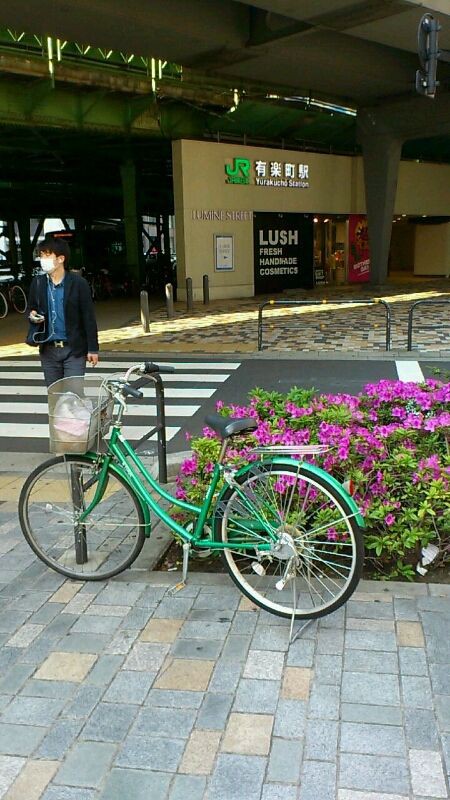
10, 284, 27, 314
0, 291, 8, 319
19, 454, 146, 580
214, 460, 364, 619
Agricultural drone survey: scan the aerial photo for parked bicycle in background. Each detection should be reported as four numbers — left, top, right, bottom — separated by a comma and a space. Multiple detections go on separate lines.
0, 270, 27, 318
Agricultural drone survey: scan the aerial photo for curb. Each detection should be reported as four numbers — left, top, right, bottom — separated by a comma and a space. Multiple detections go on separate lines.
1, 349, 449, 362
98, 349, 450, 361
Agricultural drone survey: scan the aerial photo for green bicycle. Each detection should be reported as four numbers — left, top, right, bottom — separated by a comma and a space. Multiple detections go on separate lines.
18, 362, 365, 620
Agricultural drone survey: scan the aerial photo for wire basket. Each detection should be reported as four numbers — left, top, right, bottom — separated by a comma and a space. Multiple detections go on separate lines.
48, 375, 114, 454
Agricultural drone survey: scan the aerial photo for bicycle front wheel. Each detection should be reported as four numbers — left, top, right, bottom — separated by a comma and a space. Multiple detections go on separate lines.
214, 461, 364, 619
19, 455, 146, 580
0, 291, 7, 319
11, 284, 27, 313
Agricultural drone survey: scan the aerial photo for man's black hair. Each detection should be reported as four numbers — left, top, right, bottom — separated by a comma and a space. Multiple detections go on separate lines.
39, 236, 70, 268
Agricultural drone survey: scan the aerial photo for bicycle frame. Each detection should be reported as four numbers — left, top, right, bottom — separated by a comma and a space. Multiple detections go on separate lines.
77, 423, 275, 553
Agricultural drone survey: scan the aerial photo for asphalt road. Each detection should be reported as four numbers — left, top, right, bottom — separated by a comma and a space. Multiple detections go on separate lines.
0, 355, 448, 455
168, 356, 449, 451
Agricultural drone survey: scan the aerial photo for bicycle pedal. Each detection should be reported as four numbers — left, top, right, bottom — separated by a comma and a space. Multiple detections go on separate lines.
168, 580, 187, 596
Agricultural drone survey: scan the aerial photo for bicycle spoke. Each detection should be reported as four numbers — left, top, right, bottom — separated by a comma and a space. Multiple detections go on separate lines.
217, 464, 363, 619
20, 457, 145, 579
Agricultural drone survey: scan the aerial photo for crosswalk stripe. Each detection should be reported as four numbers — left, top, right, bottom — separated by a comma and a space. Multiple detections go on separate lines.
0, 358, 240, 450
0, 386, 217, 398
0, 423, 181, 440
395, 361, 425, 383
0, 403, 199, 417
0, 360, 241, 370
0, 371, 232, 383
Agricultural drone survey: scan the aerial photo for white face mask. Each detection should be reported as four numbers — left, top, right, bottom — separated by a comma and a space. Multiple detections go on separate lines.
40, 256, 57, 274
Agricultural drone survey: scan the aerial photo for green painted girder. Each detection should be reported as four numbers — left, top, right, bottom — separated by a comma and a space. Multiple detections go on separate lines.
0, 27, 181, 79
0, 75, 160, 134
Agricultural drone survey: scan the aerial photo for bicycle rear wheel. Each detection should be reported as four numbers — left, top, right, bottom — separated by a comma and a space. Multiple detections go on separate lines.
0, 291, 7, 319
214, 461, 364, 619
19, 455, 146, 580
11, 284, 27, 313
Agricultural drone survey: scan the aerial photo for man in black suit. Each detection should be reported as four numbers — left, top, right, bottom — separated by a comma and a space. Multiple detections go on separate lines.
27, 236, 99, 387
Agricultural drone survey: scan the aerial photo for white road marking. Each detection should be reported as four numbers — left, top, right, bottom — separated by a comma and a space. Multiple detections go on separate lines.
0, 403, 199, 417
0, 423, 180, 440
395, 361, 425, 383
0, 371, 231, 383
0, 359, 241, 449
0, 386, 216, 398
0, 360, 241, 370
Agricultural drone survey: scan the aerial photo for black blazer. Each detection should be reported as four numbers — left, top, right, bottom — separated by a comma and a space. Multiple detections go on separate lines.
27, 271, 99, 356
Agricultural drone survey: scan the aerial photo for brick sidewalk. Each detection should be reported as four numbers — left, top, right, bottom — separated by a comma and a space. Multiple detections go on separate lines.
0, 500, 449, 799
1, 278, 449, 358
103, 278, 450, 355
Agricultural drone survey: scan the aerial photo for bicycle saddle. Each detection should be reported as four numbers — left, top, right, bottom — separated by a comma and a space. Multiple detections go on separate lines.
204, 413, 257, 440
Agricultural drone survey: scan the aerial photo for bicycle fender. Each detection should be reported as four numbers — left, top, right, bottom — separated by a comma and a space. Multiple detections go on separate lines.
233, 457, 365, 528
83, 452, 152, 537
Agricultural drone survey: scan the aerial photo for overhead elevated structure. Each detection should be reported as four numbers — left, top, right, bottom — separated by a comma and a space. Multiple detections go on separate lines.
1, 0, 450, 284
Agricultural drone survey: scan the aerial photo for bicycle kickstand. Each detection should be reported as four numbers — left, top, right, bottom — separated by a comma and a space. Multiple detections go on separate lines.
168, 542, 190, 596
289, 571, 314, 646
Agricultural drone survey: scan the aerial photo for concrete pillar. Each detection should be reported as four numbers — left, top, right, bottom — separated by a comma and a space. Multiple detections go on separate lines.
120, 160, 143, 288
360, 132, 402, 286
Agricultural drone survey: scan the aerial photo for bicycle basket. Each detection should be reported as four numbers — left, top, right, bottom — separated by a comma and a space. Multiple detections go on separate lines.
48, 375, 114, 454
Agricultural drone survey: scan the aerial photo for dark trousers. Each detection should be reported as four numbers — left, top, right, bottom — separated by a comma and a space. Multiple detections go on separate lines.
40, 344, 86, 388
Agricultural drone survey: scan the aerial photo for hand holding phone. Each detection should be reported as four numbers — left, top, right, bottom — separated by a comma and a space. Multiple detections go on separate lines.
29, 311, 45, 323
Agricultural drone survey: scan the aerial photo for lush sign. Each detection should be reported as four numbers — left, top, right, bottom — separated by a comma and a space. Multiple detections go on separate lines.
225, 157, 310, 188
253, 212, 314, 294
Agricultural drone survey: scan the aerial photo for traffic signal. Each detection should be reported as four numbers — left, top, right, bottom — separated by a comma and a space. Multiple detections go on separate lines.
416, 14, 441, 98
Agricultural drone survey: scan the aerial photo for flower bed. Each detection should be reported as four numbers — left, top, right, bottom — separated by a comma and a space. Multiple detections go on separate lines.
176, 379, 450, 580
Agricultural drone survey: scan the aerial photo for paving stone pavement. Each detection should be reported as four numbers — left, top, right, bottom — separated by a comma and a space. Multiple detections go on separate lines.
0, 507, 449, 799
104, 278, 450, 355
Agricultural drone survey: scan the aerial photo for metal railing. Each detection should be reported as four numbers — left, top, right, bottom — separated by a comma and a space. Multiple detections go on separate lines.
257, 298, 392, 352
407, 299, 450, 351
132, 372, 168, 483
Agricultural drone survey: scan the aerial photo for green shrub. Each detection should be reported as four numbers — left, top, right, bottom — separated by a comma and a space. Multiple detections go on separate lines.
176, 379, 450, 580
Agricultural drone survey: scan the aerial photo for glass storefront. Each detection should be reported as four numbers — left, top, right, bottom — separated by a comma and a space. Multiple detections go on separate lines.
313, 215, 347, 286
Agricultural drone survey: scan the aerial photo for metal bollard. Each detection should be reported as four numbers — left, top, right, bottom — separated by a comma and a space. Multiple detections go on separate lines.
165, 283, 174, 319
186, 277, 193, 312
140, 290, 150, 333
202, 274, 209, 305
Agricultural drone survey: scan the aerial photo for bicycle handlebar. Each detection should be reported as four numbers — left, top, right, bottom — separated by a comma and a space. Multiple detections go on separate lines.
122, 383, 144, 400
123, 362, 175, 382
143, 362, 175, 374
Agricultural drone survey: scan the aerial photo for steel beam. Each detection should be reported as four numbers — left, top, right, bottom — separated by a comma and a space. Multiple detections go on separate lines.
120, 160, 144, 286
0, 77, 160, 135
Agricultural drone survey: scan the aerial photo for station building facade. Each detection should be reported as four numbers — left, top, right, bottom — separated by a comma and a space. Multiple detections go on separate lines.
172, 139, 450, 300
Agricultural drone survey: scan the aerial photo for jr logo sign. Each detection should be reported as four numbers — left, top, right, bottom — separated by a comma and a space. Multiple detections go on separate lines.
225, 157, 251, 184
